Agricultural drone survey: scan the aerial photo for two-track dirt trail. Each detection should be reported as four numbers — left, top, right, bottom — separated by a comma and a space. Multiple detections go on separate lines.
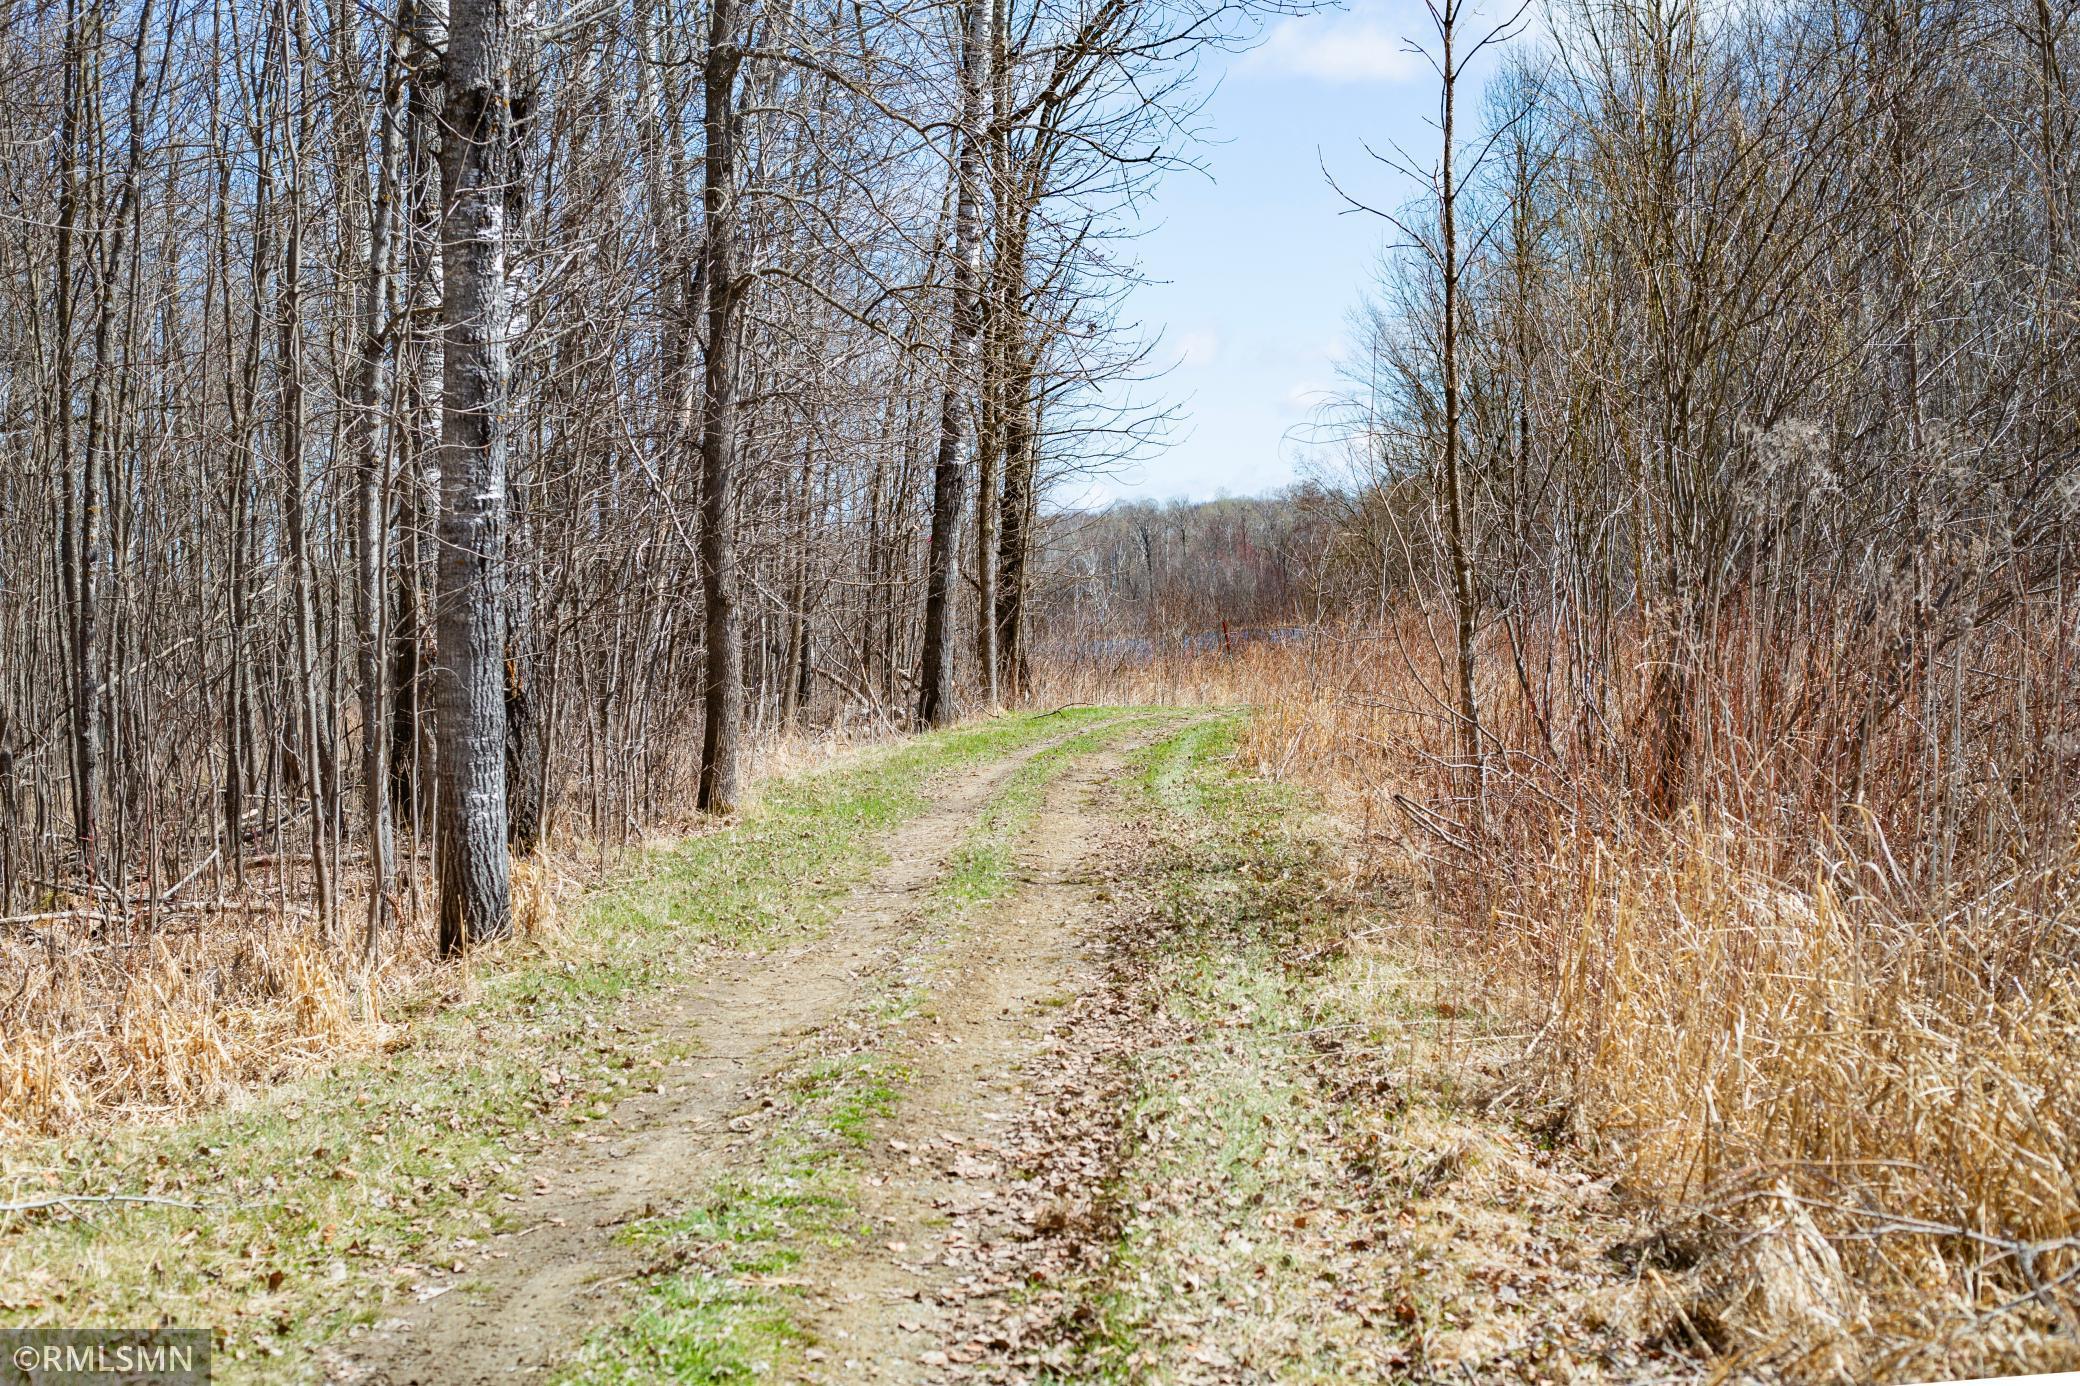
327, 714, 1179, 1385
781, 724, 1154, 1382
327, 710, 1663, 1384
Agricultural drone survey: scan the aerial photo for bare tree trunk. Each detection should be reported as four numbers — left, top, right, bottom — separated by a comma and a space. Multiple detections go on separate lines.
217, 76, 271, 888
505, 7, 545, 854
342, 0, 408, 953
278, 0, 339, 936
394, 0, 445, 848
53, 0, 89, 874
781, 440, 814, 726
435, 0, 513, 952
975, 365, 1000, 707
917, 0, 989, 730
696, 0, 746, 812
994, 351, 1034, 699
972, 0, 1011, 710
1435, 0, 1483, 824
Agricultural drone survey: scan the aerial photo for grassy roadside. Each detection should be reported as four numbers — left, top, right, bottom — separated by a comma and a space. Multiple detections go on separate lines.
559, 712, 1176, 1384
1049, 716, 1645, 1383
1064, 715, 1410, 1380
0, 708, 1112, 1379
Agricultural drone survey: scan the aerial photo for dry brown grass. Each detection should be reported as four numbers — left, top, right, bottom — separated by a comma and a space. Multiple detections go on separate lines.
0, 721, 895, 1143
1039, 627, 2080, 1381
0, 906, 368, 1138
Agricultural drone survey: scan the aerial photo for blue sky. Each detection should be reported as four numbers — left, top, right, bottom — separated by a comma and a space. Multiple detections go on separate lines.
1089, 0, 1441, 504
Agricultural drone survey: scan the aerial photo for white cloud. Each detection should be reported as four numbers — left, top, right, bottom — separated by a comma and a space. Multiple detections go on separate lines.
1281, 380, 1334, 415
1170, 328, 1222, 369
1238, 11, 1427, 85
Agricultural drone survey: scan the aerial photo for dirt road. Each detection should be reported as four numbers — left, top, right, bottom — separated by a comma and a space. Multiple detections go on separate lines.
328, 715, 1181, 1384
781, 728, 1154, 1381
301, 708, 1659, 1383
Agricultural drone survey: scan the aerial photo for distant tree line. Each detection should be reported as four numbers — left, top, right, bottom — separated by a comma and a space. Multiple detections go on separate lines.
1028, 493, 1340, 651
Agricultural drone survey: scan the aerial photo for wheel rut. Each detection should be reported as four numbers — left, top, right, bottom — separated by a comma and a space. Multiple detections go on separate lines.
788, 732, 1168, 1382
325, 719, 1127, 1385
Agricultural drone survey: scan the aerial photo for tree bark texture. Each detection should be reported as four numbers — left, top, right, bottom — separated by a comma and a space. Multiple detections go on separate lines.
435, 0, 514, 952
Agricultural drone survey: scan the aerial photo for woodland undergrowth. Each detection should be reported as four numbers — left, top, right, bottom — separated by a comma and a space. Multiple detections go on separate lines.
0, 722, 910, 1140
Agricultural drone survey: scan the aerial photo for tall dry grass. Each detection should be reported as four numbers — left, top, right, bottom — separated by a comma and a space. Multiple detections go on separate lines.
0, 721, 882, 1141
1, 907, 364, 1137
1040, 621, 2080, 1379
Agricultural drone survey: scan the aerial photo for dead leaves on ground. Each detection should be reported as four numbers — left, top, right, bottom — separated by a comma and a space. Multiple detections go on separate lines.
908, 799, 1702, 1384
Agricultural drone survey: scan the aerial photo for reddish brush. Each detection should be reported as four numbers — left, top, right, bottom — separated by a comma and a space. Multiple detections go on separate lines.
1040, 611, 2080, 1377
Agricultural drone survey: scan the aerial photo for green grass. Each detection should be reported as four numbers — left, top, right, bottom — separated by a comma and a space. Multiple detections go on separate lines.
563, 1101, 857, 1382
1052, 713, 1413, 1382
571, 1120, 856, 1384
568, 1273, 808, 1385
0, 708, 1114, 1381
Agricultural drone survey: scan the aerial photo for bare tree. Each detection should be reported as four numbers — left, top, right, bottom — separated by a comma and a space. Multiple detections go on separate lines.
695, 0, 747, 810
917, 0, 991, 730
434, 0, 514, 951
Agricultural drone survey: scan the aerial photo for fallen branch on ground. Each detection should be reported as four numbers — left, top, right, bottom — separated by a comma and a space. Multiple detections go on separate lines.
0, 1194, 203, 1214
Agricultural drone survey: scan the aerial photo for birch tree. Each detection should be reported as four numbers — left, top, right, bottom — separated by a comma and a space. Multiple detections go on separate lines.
917, 0, 991, 730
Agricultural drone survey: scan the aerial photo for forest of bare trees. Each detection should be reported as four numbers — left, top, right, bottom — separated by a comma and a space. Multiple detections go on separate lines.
1025, 493, 1333, 650
0, 0, 1276, 949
